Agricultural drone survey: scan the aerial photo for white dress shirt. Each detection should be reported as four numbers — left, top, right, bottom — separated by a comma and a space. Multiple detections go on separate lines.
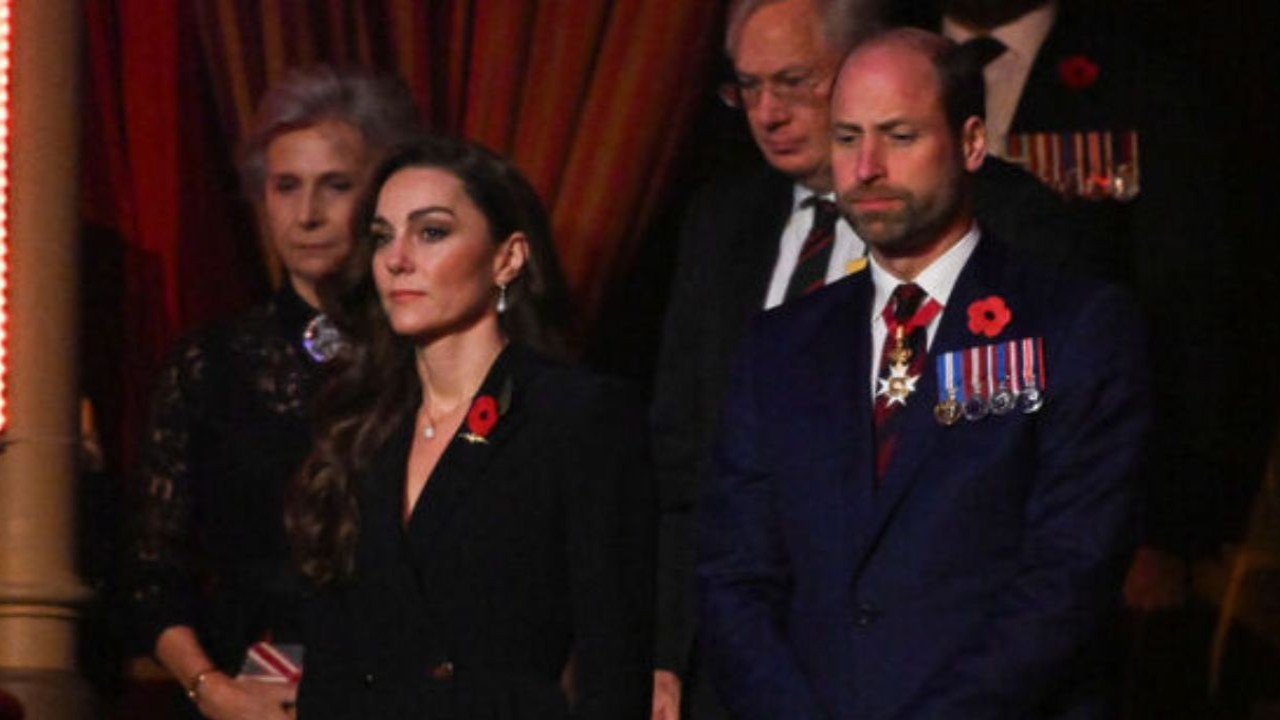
763, 185, 867, 310
942, 2, 1057, 157
868, 225, 981, 398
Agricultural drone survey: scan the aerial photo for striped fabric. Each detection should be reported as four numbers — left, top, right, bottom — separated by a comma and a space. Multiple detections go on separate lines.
191, 0, 722, 329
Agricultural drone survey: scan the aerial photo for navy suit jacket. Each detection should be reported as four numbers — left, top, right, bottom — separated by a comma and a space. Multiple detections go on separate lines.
697, 236, 1148, 719
652, 160, 1076, 674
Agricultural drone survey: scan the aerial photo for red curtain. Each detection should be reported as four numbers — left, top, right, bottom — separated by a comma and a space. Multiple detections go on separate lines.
82, 0, 725, 471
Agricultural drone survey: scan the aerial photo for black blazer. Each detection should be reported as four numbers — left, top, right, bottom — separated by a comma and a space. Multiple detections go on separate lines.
650, 156, 1075, 674
297, 345, 654, 719
650, 164, 792, 673
1004, 7, 1238, 552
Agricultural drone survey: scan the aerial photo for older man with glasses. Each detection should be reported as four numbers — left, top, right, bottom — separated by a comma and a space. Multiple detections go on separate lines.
650, 2, 869, 718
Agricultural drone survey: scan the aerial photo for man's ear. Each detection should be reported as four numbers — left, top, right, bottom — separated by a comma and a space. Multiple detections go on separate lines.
493, 232, 528, 286
960, 115, 988, 172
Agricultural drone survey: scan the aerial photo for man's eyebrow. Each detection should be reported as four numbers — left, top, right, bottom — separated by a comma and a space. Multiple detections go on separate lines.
736, 64, 811, 79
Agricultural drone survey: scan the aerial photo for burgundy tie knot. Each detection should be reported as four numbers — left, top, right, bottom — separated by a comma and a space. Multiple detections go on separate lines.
890, 283, 925, 323
808, 196, 839, 229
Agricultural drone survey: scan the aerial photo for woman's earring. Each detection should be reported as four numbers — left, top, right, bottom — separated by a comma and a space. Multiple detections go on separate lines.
496, 284, 509, 314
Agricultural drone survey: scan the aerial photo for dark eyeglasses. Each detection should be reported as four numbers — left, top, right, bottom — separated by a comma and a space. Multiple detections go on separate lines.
718, 69, 831, 109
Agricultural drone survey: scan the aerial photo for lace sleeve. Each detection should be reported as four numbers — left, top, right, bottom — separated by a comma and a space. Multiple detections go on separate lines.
121, 337, 210, 655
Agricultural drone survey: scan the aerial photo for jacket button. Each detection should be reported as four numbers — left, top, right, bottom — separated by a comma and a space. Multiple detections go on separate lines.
854, 604, 879, 627
362, 673, 376, 687
428, 660, 454, 681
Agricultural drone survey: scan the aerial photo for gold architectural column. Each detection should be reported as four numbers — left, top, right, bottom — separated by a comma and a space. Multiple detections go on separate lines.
0, 0, 92, 717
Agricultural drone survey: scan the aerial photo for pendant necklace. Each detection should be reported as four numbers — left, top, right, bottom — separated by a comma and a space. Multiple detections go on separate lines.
418, 394, 469, 441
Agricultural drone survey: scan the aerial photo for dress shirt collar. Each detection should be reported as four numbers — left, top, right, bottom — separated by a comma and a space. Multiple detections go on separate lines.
942, 1, 1057, 68
870, 224, 981, 319
791, 183, 836, 210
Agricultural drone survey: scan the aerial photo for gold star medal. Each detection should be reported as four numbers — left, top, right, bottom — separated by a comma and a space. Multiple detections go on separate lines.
876, 360, 919, 407
877, 327, 921, 406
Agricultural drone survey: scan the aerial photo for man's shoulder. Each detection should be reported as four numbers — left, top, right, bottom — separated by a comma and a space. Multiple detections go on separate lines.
742, 270, 871, 352
686, 162, 793, 216
967, 232, 1141, 337
670, 162, 795, 283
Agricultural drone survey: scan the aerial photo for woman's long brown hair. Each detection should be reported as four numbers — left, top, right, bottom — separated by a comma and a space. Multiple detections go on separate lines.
286, 135, 570, 586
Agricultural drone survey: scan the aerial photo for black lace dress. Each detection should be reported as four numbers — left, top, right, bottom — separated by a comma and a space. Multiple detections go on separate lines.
124, 284, 326, 676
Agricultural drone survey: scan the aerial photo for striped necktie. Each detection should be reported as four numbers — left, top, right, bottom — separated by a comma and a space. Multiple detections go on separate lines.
784, 197, 839, 300
873, 283, 942, 482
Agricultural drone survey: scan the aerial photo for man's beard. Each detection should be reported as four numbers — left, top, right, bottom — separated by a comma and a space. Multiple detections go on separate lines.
846, 188, 919, 250
841, 173, 967, 258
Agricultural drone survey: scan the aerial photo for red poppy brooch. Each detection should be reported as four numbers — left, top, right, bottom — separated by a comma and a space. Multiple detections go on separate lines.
458, 377, 514, 444
460, 395, 499, 444
1058, 54, 1099, 90
967, 296, 1012, 338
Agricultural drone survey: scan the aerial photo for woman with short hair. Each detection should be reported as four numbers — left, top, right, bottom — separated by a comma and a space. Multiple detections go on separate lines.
125, 65, 420, 720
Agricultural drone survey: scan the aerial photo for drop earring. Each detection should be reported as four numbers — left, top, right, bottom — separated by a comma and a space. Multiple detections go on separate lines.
496, 284, 509, 314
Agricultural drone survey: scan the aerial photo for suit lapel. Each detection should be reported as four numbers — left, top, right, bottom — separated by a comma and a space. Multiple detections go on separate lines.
1011, 10, 1118, 133
1010, 15, 1072, 132
403, 345, 532, 574
729, 170, 795, 320
850, 240, 1006, 571
824, 275, 880, 558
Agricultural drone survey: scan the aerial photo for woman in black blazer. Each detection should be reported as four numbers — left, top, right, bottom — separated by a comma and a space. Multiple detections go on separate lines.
287, 136, 653, 719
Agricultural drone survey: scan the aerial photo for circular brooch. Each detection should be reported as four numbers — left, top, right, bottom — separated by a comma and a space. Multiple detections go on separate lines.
302, 314, 347, 363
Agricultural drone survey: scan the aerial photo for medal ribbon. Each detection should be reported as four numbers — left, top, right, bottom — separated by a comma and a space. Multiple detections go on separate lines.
874, 285, 942, 482
881, 296, 943, 342
1021, 337, 1045, 389
935, 351, 957, 403
966, 345, 986, 405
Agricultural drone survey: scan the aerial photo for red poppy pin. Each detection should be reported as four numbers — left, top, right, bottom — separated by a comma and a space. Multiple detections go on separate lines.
460, 395, 499, 444
457, 377, 513, 445
968, 296, 1012, 338
1058, 54, 1100, 90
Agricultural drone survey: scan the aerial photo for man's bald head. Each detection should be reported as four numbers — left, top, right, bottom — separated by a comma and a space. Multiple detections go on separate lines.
843, 27, 988, 136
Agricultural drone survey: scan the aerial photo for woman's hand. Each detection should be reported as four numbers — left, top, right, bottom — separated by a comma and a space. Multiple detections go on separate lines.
651, 670, 681, 720
193, 672, 297, 720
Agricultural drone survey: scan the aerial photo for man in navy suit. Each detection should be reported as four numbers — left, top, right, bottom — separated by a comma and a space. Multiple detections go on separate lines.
650, 4, 1077, 717
698, 28, 1149, 719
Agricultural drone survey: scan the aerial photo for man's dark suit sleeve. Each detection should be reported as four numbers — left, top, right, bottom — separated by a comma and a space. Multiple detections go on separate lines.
650, 186, 724, 673
900, 285, 1149, 719
562, 378, 655, 718
696, 320, 828, 720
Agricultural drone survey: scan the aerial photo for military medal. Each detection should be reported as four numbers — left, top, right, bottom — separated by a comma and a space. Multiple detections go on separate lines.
875, 295, 942, 408
933, 351, 961, 426
1006, 129, 1140, 202
877, 328, 917, 406
988, 342, 1016, 415
878, 362, 920, 407
302, 313, 347, 363
1016, 337, 1046, 413
936, 337, 1046, 423
962, 345, 989, 421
